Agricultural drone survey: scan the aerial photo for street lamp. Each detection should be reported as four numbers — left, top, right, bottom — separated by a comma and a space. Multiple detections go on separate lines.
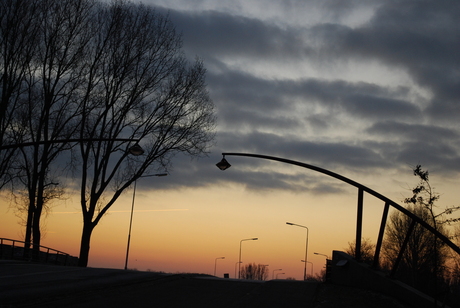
276, 272, 285, 279
286, 222, 309, 280
128, 143, 145, 156
308, 261, 313, 277
272, 268, 282, 280
216, 156, 231, 170
238, 238, 258, 279
214, 257, 225, 276
314, 252, 330, 259
314, 252, 330, 276
235, 262, 242, 279
302, 260, 314, 277
124, 172, 167, 270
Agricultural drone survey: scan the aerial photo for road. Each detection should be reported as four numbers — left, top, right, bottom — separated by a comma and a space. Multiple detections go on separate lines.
0, 261, 319, 307
1, 260, 416, 307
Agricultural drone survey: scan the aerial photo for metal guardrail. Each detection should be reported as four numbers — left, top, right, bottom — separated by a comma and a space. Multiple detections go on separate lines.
0, 238, 78, 266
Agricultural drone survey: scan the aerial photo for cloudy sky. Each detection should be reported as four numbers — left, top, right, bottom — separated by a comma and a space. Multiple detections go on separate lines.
148, 0, 460, 194
3, 0, 459, 278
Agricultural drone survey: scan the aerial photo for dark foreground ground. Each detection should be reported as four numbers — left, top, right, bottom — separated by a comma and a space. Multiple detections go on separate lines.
0, 261, 411, 308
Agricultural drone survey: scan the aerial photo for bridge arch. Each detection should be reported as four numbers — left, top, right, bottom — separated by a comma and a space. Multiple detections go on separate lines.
217, 152, 460, 275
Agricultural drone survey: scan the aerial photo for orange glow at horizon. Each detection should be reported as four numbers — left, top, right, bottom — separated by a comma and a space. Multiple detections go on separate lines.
1, 184, 378, 280
2, 174, 458, 280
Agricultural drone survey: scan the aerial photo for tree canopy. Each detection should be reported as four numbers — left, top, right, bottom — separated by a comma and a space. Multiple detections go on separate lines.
0, 0, 215, 266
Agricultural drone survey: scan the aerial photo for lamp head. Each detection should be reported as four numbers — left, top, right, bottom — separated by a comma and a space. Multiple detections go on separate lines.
286, 222, 294, 225
216, 157, 231, 170
129, 144, 144, 156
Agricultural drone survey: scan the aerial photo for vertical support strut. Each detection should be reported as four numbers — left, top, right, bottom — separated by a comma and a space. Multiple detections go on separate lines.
373, 202, 390, 268
355, 187, 364, 262
390, 218, 416, 278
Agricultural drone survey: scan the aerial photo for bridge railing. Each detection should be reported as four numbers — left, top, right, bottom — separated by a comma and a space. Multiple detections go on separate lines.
219, 153, 460, 274
0, 238, 78, 266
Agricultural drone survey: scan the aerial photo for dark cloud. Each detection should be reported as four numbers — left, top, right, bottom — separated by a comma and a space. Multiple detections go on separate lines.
365, 121, 460, 174
164, 8, 309, 62
312, 1, 460, 123
367, 121, 459, 143
396, 142, 460, 175
216, 131, 389, 170
139, 1, 460, 194
210, 68, 421, 127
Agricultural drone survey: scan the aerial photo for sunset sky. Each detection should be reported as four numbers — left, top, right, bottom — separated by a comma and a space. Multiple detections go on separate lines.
2, 0, 460, 280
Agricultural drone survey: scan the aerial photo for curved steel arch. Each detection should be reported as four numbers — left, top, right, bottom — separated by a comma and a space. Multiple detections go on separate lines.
221, 152, 460, 270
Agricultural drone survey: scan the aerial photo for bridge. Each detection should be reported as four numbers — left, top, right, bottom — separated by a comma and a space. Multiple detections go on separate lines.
217, 152, 460, 307
0, 237, 78, 266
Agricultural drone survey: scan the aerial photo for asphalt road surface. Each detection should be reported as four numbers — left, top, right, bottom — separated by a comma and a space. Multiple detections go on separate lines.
0, 261, 411, 307
0, 261, 318, 307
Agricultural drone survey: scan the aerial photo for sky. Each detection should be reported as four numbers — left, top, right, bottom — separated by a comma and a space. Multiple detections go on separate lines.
2, 0, 460, 280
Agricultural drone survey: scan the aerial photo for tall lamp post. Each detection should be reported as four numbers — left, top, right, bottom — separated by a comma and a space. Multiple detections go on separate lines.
214, 257, 225, 276
124, 172, 167, 270
302, 260, 314, 277
238, 238, 258, 279
235, 262, 242, 279
307, 261, 313, 277
272, 268, 282, 280
286, 222, 309, 280
314, 252, 330, 277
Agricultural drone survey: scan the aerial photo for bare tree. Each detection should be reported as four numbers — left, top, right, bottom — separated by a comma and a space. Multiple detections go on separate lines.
13, 179, 65, 240
405, 165, 460, 227
345, 238, 375, 265
240, 263, 269, 280
3, 0, 95, 257
447, 226, 460, 286
75, 1, 215, 267
1, 0, 215, 267
382, 165, 458, 297
0, 0, 41, 188
383, 205, 450, 296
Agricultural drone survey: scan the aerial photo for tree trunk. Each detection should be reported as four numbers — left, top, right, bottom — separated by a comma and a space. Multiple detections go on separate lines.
24, 204, 34, 246
31, 200, 43, 261
78, 222, 94, 267
23, 203, 34, 259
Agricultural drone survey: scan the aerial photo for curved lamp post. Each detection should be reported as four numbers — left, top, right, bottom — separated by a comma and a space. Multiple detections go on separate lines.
272, 268, 282, 280
216, 152, 460, 275
302, 260, 314, 277
124, 170, 168, 270
238, 238, 258, 279
314, 252, 330, 259
276, 272, 285, 279
0, 138, 141, 150
214, 257, 225, 276
287, 222, 308, 280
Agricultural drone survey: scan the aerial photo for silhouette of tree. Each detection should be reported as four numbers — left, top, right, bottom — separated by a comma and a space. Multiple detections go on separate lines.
382, 165, 459, 297
75, 1, 215, 267
240, 263, 269, 280
345, 238, 375, 265
1, 0, 92, 258
1, 0, 215, 266
0, 0, 37, 189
